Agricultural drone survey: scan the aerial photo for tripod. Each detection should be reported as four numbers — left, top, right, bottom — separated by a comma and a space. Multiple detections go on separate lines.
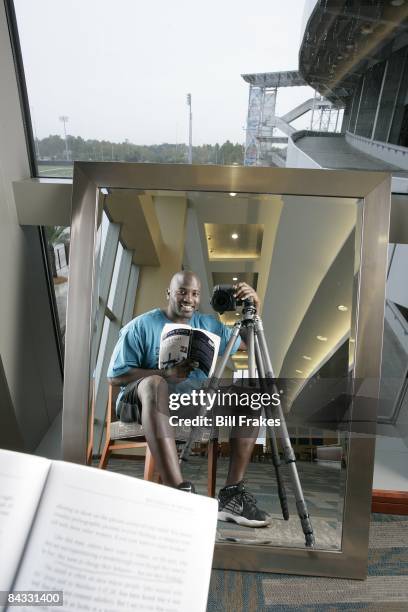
180, 300, 315, 548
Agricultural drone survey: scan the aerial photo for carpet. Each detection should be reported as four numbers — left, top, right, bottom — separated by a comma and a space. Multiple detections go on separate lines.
207, 513, 408, 611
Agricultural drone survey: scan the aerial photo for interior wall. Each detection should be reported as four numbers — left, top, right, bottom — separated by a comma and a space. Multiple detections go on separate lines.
134, 196, 187, 315
0, 0, 62, 453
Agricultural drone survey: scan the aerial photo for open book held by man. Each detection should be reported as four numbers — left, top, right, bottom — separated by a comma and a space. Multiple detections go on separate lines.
159, 323, 220, 377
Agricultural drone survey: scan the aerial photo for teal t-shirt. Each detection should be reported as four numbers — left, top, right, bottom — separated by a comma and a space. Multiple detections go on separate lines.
107, 308, 240, 389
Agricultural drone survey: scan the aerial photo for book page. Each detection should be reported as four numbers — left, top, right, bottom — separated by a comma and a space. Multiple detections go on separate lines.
0, 450, 51, 592
159, 323, 191, 369
190, 329, 220, 376
13, 462, 218, 612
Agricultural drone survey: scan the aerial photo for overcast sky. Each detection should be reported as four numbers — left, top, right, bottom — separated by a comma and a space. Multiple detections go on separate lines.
14, 0, 315, 145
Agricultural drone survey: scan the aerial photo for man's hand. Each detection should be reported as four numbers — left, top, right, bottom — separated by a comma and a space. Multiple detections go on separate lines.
233, 282, 260, 312
162, 358, 199, 382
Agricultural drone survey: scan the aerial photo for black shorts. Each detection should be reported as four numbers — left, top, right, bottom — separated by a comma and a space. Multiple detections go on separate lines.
116, 377, 200, 423
116, 378, 145, 423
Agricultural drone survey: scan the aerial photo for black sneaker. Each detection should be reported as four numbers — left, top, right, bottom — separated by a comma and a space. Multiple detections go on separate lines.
218, 481, 271, 527
176, 481, 196, 493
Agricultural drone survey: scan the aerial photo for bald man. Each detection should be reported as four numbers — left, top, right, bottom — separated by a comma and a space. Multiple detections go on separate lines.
108, 271, 270, 527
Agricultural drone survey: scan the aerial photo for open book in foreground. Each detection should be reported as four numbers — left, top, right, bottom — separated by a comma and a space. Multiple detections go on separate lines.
0, 449, 218, 612
159, 323, 220, 377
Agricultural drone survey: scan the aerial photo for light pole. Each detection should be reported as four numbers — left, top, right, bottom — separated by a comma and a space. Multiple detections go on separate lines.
186, 93, 192, 164
59, 115, 69, 161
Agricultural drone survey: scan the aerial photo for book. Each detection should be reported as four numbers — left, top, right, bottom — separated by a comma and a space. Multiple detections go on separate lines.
158, 324, 221, 377
0, 449, 218, 612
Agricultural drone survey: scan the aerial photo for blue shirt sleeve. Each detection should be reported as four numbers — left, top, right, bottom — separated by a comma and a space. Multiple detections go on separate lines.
107, 319, 145, 378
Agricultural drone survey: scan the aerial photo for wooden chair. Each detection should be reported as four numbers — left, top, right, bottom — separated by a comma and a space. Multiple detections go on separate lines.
98, 384, 158, 481
98, 383, 219, 496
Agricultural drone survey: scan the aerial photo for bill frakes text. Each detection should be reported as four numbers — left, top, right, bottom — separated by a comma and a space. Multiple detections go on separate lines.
169, 414, 281, 427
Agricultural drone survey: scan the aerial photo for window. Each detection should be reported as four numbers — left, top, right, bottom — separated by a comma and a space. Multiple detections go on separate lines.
13, 0, 314, 176
91, 211, 139, 453
44, 226, 70, 348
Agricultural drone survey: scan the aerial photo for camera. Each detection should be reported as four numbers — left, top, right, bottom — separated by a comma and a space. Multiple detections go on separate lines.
211, 284, 254, 314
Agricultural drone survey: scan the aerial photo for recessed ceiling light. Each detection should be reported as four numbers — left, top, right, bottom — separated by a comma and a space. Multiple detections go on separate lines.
316, 335, 328, 342
230, 192, 237, 197
391, 0, 405, 6
207, 235, 212, 240
337, 304, 348, 312
235, 312, 240, 316
232, 277, 238, 281
231, 233, 239, 239
302, 355, 312, 361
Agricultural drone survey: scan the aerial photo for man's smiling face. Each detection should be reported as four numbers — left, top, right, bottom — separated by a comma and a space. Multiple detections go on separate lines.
166, 272, 201, 323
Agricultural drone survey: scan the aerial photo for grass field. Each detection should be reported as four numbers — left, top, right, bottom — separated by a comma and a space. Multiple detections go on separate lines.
38, 164, 73, 178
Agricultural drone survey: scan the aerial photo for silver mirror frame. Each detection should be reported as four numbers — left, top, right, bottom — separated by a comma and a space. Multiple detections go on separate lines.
63, 162, 391, 579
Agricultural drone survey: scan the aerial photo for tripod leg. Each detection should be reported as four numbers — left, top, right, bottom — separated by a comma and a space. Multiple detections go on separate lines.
255, 336, 289, 520
266, 413, 290, 521
255, 318, 315, 548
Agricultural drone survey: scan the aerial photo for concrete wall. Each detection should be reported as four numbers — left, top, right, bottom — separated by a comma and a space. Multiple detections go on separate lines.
346, 131, 408, 171
287, 130, 408, 492
387, 244, 408, 308
0, 1, 62, 453
134, 196, 187, 316
286, 136, 322, 169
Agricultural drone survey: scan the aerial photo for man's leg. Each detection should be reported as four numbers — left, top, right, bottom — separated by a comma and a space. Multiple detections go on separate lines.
138, 375, 184, 487
218, 419, 270, 527
225, 423, 259, 486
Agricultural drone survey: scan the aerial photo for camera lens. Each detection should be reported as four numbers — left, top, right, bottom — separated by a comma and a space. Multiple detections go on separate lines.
210, 284, 236, 313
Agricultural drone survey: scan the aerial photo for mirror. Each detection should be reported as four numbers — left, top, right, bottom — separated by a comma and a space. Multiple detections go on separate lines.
89, 187, 358, 551
64, 163, 390, 578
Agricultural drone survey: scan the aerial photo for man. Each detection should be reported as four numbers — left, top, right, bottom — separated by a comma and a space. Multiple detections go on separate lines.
107, 270, 270, 527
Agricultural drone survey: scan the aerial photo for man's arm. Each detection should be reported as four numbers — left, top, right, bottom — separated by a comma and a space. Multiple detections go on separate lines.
109, 367, 162, 387
233, 281, 260, 313
234, 282, 260, 351
109, 359, 198, 386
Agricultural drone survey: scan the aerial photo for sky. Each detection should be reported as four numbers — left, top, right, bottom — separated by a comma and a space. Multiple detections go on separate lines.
14, 0, 315, 145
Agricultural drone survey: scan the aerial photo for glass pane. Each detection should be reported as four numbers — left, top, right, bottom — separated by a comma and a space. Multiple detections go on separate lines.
13, 0, 314, 175
374, 47, 408, 142
355, 62, 385, 139
107, 242, 123, 311
44, 226, 70, 346
389, 53, 408, 145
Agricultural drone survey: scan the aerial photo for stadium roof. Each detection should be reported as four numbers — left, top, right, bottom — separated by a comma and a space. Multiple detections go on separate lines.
241, 71, 307, 87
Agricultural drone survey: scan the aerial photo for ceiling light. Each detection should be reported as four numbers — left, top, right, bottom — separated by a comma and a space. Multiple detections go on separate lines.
302, 355, 312, 361
236, 312, 240, 316
391, 0, 404, 7
231, 233, 239, 239
207, 235, 212, 240
316, 335, 328, 342
337, 304, 348, 312
100, 187, 109, 195
295, 369, 303, 374
232, 277, 238, 281
230, 192, 237, 197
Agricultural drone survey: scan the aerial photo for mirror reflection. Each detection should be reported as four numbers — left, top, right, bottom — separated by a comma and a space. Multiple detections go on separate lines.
88, 188, 360, 551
